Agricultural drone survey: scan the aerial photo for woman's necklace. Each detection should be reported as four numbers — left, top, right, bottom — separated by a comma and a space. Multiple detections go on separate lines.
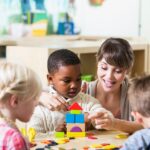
0, 113, 18, 129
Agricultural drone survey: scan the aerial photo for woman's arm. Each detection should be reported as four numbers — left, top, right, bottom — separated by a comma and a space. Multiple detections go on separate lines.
112, 119, 143, 134
88, 111, 143, 134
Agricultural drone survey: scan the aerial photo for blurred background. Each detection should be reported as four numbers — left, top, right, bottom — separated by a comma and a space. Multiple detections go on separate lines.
0, 0, 150, 39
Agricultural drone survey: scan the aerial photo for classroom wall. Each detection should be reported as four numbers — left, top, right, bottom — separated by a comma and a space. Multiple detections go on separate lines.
75, 0, 140, 37
140, 0, 150, 40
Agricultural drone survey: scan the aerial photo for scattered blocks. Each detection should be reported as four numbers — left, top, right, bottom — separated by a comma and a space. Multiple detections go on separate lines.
90, 143, 102, 148
55, 138, 69, 144
87, 136, 97, 140
102, 144, 117, 149
115, 133, 128, 139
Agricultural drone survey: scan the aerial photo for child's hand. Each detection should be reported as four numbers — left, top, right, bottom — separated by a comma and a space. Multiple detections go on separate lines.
88, 111, 114, 130
81, 81, 88, 93
55, 122, 66, 132
39, 92, 69, 111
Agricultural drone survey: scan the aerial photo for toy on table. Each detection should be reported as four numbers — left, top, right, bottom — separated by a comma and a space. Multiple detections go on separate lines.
66, 102, 86, 138
55, 102, 86, 138
20, 127, 36, 142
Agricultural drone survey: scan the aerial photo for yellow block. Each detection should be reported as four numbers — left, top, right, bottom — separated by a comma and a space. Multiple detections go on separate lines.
67, 132, 86, 137
102, 144, 117, 149
90, 144, 102, 148
115, 133, 128, 139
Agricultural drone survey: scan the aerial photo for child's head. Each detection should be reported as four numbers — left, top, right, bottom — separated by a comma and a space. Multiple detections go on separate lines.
0, 62, 42, 122
128, 75, 150, 128
47, 49, 81, 99
97, 38, 134, 70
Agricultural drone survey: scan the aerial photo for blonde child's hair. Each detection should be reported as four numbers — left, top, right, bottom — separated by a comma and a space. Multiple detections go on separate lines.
0, 62, 42, 102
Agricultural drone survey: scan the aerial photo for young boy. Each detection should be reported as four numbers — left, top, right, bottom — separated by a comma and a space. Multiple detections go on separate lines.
120, 75, 150, 149
0, 62, 42, 149
28, 49, 113, 133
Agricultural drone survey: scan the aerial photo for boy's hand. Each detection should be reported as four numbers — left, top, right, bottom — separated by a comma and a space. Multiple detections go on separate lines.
81, 81, 88, 93
88, 111, 114, 130
55, 122, 66, 132
39, 92, 69, 111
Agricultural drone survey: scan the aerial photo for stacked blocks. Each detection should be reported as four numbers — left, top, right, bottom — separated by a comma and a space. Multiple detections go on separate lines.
66, 102, 86, 138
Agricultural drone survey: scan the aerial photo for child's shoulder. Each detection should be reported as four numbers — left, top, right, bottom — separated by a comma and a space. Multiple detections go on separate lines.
128, 128, 150, 143
135, 128, 150, 136
0, 122, 25, 143
78, 92, 100, 103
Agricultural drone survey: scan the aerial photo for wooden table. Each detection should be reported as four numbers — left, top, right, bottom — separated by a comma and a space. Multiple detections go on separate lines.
31, 130, 128, 150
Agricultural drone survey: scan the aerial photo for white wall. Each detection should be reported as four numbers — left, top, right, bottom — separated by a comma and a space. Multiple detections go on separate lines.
75, 0, 140, 37
140, 0, 150, 39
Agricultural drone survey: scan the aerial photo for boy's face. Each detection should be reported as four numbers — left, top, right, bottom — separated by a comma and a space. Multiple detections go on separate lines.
47, 64, 82, 99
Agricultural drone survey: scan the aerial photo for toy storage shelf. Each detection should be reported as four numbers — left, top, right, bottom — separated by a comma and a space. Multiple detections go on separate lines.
6, 36, 149, 85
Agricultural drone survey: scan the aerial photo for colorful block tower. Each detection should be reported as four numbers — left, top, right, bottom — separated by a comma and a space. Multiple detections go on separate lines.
66, 102, 86, 138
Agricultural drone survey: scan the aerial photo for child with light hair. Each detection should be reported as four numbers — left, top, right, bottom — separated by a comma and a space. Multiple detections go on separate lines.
120, 75, 150, 149
0, 62, 42, 150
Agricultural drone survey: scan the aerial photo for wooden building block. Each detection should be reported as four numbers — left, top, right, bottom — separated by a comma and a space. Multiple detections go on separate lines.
67, 132, 86, 137
68, 102, 83, 111
75, 114, 84, 123
70, 110, 81, 114
67, 124, 85, 132
66, 113, 75, 123
55, 132, 65, 138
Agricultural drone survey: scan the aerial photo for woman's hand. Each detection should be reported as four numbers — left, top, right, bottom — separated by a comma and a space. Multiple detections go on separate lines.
88, 111, 114, 130
39, 92, 69, 111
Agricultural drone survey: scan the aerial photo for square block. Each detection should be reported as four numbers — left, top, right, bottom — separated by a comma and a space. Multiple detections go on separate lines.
66, 113, 75, 123
75, 114, 84, 123
55, 132, 65, 138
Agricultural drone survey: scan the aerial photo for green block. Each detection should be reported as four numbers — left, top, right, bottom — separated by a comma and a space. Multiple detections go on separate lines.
55, 132, 65, 138
81, 74, 93, 82
70, 110, 81, 114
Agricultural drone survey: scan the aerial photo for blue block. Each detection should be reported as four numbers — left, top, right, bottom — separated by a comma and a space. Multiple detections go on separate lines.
66, 113, 75, 123
75, 114, 84, 123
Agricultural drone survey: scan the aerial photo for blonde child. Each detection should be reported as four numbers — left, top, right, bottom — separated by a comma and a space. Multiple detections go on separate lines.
120, 75, 150, 149
0, 62, 42, 150
28, 49, 113, 133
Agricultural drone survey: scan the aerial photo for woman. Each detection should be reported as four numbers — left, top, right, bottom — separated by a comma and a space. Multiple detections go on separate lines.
40, 38, 142, 133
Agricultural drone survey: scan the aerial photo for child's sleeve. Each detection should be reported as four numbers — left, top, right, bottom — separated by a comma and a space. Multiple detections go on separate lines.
81, 93, 113, 118
81, 93, 108, 112
6, 129, 29, 150
120, 129, 150, 150
27, 105, 54, 134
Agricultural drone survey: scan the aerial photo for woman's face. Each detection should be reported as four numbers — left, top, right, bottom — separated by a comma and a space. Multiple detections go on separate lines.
97, 58, 128, 92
